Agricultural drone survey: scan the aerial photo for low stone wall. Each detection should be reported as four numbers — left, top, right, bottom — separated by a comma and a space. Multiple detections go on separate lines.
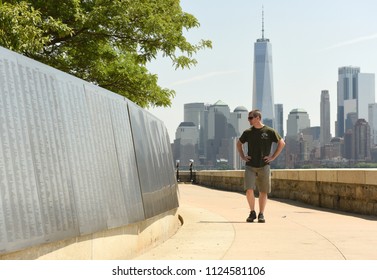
0, 209, 181, 260
192, 169, 377, 216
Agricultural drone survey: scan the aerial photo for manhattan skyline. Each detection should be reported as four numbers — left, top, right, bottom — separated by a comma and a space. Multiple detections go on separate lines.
147, 0, 377, 142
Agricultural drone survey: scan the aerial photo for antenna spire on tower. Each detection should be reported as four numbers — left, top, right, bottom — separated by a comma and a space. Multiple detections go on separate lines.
262, 6, 265, 40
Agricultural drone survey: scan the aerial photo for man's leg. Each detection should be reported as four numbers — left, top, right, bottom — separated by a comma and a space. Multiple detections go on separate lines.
246, 189, 257, 222
245, 167, 257, 222
246, 189, 255, 211
258, 192, 267, 214
257, 165, 271, 223
257, 192, 267, 223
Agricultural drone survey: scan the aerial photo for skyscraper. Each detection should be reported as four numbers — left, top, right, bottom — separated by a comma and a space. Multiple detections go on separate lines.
252, 9, 274, 127
320, 90, 331, 148
286, 109, 311, 138
353, 119, 371, 161
368, 103, 377, 146
184, 103, 208, 160
274, 104, 284, 137
337, 66, 359, 137
173, 122, 199, 166
336, 66, 375, 137
206, 100, 231, 164
285, 109, 311, 168
357, 72, 375, 120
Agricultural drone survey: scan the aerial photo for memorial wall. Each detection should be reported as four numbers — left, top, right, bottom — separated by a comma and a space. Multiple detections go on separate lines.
0, 46, 179, 254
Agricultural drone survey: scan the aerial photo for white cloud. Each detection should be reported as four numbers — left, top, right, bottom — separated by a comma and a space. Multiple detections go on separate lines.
321, 33, 377, 51
170, 70, 239, 86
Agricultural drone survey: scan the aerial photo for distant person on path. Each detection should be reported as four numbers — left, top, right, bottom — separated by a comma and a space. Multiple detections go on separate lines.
236, 109, 285, 223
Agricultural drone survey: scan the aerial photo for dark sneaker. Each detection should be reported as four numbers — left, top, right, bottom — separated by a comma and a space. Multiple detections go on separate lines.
246, 210, 257, 222
258, 213, 265, 223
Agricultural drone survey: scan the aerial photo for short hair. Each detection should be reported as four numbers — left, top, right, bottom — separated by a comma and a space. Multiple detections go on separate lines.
249, 109, 262, 119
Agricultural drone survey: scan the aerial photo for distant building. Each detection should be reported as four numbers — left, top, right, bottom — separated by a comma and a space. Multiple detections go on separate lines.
230, 106, 250, 169
184, 103, 209, 163
345, 112, 358, 132
253, 9, 275, 128
298, 133, 309, 161
336, 66, 375, 137
344, 129, 353, 159
286, 108, 311, 138
174, 100, 249, 169
337, 66, 360, 137
357, 73, 375, 121
301, 126, 321, 160
284, 109, 311, 167
206, 100, 232, 166
173, 122, 199, 167
368, 103, 377, 147
320, 90, 331, 150
353, 119, 371, 161
229, 106, 250, 137
323, 137, 343, 159
274, 104, 284, 138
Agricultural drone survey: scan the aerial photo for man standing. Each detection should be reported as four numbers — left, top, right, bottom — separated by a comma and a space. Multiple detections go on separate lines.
236, 109, 285, 223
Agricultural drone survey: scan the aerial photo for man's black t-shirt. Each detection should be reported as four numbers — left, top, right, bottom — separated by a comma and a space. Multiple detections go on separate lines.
239, 125, 282, 167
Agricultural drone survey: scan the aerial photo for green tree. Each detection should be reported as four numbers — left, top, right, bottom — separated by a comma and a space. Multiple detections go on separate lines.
0, 0, 211, 107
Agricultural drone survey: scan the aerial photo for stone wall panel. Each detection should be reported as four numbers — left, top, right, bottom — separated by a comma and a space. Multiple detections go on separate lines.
0, 47, 178, 254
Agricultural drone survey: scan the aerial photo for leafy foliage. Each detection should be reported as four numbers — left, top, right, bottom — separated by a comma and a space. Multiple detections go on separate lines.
0, 0, 211, 107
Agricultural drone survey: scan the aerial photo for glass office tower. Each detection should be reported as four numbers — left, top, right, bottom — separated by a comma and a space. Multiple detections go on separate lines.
252, 10, 275, 127
336, 66, 375, 137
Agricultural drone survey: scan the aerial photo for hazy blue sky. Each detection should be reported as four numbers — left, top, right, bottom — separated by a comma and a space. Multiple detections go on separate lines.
147, 0, 377, 141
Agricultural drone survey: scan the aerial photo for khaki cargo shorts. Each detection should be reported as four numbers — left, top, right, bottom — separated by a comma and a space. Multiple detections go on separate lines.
244, 165, 271, 193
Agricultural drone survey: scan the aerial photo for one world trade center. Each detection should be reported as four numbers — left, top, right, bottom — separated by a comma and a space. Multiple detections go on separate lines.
252, 9, 275, 128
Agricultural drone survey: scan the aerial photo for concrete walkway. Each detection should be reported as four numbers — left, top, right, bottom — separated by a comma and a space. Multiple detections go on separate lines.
135, 184, 377, 260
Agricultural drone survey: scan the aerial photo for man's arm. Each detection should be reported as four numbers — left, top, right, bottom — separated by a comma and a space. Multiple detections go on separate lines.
237, 139, 251, 162
264, 138, 285, 164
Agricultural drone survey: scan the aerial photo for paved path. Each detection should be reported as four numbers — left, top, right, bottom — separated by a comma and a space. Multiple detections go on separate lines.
135, 184, 377, 260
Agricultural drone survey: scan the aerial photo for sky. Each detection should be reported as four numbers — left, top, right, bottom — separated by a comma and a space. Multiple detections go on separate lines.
147, 0, 377, 142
